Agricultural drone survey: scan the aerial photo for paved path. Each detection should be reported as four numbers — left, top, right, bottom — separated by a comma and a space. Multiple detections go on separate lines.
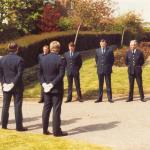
0, 96, 150, 150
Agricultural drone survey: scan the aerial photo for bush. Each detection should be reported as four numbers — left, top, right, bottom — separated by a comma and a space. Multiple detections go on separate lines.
114, 48, 127, 67
114, 43, 150, 67
142, 32, 150, 42
58, 17, 73, 31
37, 3, 61, 32
0, 28, 23, 43
0, 31, 149, 68
0, 31, 121, 67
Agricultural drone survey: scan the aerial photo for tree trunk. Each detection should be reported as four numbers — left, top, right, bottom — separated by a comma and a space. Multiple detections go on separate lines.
121, 27, 126, 47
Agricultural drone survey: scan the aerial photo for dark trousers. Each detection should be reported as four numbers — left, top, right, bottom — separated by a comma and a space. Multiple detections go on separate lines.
40, 87, 44, 102
1, 90, 23, 129
42, 93, 63, 134
98, 73, 112, 101
67, 74, 82, 101
128, 73, 144, 100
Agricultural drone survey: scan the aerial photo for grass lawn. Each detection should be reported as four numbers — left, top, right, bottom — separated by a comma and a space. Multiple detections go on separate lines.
0, 130, 111, 150
24, 57, 150, 99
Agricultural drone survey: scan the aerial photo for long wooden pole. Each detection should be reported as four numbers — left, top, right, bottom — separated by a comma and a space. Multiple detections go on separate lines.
74, 23, 82, 45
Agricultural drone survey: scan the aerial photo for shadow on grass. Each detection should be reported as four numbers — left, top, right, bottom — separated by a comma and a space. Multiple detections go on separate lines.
68, 121, 120, 135
114, 95, 150, 102
82, 89, 98, 101
81, 90, 150, 102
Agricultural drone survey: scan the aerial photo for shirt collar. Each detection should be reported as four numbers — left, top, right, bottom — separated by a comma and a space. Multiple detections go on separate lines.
69, 50, 74, 53
132, 49, 136, 53
43, 53, 48, 56
8, 52, 17, 55
100, 47, 107, 50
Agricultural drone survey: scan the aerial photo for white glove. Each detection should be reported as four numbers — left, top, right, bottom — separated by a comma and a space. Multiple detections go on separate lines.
3, 83, 14, 92
42, 83, 54, 93
42, 83, 47, 88
48, 83, 54, 90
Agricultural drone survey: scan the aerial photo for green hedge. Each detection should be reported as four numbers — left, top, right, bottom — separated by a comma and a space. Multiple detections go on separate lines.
0, 31, 149, 67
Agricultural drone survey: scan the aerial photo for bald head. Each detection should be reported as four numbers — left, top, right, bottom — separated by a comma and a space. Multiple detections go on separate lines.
130, 40, 138, 50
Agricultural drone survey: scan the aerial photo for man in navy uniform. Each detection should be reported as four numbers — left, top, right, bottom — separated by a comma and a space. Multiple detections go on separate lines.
38, 45, 49, 103
39, 41, 68, 136
125, 40, 146, 102
64, 42, 83, 103
0, 42, 27, 131
95, 39, 114, 103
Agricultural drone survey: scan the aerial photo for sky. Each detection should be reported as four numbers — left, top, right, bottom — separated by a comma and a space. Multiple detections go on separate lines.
114, 0, 150, 22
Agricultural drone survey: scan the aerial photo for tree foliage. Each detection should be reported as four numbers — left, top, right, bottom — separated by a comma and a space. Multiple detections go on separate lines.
115, 11, 143, 32
68, 0, 115, 30
37, 3, 61, 32
0, 0, 43, 33
114, 11, 143, 46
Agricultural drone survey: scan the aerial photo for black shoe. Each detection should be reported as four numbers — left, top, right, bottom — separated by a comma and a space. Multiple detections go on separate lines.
65, 100, 71, 103
2, 127, 7, 130
95, 100, 102, 103
78, 99, 83, 102
16, 127, 28, 132
77, 96, 84, 102
108, 99, 114, 103
54, 131, 68, 137
77, 95, 83, 100
43, 131, 52, 135
126, 99, 133, 102
78, 97, 83, 102
141, 99, 146, 102
38, 100, 44, 103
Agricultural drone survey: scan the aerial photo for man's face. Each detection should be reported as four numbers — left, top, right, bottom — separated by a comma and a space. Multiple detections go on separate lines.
69, 46, 75, 52
100, 41, 107, 48
130, 42, 137, 50
43, 47, 49, 54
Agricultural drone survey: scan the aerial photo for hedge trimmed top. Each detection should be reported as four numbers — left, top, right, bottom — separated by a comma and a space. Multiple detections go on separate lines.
0, 31, 121, 55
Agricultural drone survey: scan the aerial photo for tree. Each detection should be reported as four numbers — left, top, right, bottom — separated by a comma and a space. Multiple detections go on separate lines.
114, 11, 143, 46
68, 0, 115, 30
37, 3, 61, 32
14, 0, 43, 33
0, 0, 43, 33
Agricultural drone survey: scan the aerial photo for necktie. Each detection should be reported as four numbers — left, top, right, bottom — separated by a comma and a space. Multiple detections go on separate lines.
132, 49, 136, 54
101, 48, 103, 54
103, 48, 105, 54
132, 50, 134, 54
70, 52, 73, 57
132, 50, 135, 66
102, 48, 105, 54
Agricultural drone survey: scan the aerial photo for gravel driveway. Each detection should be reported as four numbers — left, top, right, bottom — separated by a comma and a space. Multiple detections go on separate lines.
0, 96, 150, 150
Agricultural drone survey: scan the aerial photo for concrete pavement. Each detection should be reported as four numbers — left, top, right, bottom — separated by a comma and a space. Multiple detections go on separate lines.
0, 96, 150, 150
